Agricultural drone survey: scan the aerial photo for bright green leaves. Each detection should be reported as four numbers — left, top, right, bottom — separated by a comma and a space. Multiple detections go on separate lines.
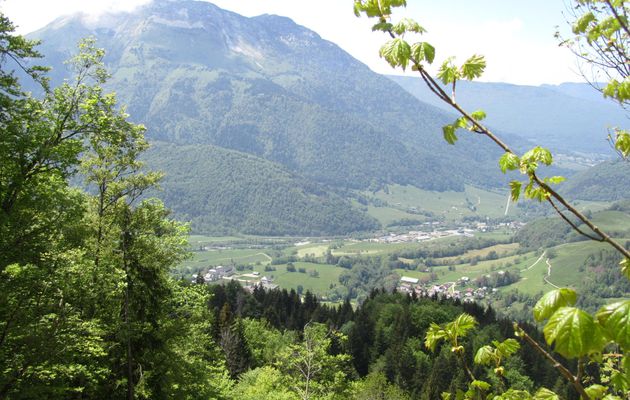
371, 21, 393, 32
441, 113, 487, 145
533, 388, 560, 400
499, 153, 520, 173
544, 176, 565, 185
509, 181, 522, 202
521, 146, 553, 173
573, 11, 596, 34
380, 38, 412, 70
411, 41, 435, 64
392, 18, 426, 34
504, 146, 560, 203
470, 110, 486, 121
437, 55, 487, 84
534, 288, 577, 322
461, 54, 486, 80
474, 339, 520, 371
544, 307, 605, 358
603, 78, 630, 104
425, 313, 477, 352
611, 129, 630, 159
442, 124, 458, 145
523, 181, 550, 202
596, 300, 630, 350
437, 57, 459, 84
584, 384, 608, 400
353, 0, 407, 18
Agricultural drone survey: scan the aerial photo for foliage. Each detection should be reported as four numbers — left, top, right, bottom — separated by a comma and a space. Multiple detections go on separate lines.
0, 23, 230, 398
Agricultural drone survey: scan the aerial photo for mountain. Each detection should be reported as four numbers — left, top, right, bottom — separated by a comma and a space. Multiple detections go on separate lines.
388, 76, 628, 154
559, 160, 630, 201
145, 142, 379, 235
27, 0, 517, 234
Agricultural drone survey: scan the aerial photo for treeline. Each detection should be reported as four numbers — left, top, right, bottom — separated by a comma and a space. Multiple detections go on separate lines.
390, 237, 513, 265
205, 283, 576, 399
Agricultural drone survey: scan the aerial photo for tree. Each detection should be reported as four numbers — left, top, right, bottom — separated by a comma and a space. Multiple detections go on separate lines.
353, 0, 629, 398
277, 323, 352, 400
0, 20, 230, 398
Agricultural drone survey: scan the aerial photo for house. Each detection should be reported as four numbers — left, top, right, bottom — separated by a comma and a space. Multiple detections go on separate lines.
400, 276, 419, 285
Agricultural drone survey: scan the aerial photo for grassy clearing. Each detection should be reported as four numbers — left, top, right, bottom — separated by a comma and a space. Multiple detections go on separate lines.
254, 262, 344, 294
434, 243, 520, 264
179, 249, 271, 272
367, 184, 517, 221
366, 205, 421, 226
296, 244, 329, 258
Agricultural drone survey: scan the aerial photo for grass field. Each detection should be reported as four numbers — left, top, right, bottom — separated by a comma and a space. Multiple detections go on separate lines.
296, 243, 330, 258
434, 243, 520, 264
366, 184, 516, 222
250, 262, 344, 294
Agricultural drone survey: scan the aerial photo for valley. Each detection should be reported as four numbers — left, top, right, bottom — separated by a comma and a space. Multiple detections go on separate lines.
176, 199, 630, 320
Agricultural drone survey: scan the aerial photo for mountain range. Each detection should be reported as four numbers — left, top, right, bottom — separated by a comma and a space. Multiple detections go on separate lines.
388, 76, 627, 154
23, 0, 626, 234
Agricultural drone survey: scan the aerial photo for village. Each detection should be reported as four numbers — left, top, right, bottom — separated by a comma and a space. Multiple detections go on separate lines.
397, 275, 494, 302
368, 220, 524, 244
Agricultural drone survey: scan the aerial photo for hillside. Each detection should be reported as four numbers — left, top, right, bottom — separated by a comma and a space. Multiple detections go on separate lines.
559, 160, 630, 201
20, 0, 523, 234
389, 75, 627, 154
145, 142, 379, 235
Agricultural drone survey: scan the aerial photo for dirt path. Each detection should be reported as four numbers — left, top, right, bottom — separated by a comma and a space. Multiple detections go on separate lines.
521, 251, 546, 272
543, 258, 560, 289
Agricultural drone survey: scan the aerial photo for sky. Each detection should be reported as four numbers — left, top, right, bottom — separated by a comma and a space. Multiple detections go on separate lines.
0, 0, 581, 85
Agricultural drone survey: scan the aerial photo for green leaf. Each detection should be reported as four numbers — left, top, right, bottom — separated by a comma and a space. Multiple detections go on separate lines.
448, 313, 477, 339
442, 124, 458, 145
425, 322, 449, 351
544, 176, 565, 185
533, 388, 560, 400
411, 42, 435, 64
499, 153, 520, 173
533, 288, 577, 321
437, 57, 459, 84
460, 54, 486, 80
392, 18, 425, 35
379, 38, 412, 70
470, 110, 486, 121
524, 184, 549, 202
474, 345, 495, 366
372, 21, 394, 32
470, 380, 491, 391
573, 12, 596, 33
509, 181, 522, 202
596, 300, 630, 349
585, 384, 607, 400
544, 307, 605, 358
495, 338, 520, 358
455, 117, 468, 129
614, 130, 630, 158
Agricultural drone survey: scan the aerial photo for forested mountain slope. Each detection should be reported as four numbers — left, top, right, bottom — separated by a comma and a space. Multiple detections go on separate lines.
145, 142, 379, 235
558, 160, 630, 201
21, 0, 520, 234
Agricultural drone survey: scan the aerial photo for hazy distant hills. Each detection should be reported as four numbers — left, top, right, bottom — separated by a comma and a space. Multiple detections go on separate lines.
389, 76, 628, 154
